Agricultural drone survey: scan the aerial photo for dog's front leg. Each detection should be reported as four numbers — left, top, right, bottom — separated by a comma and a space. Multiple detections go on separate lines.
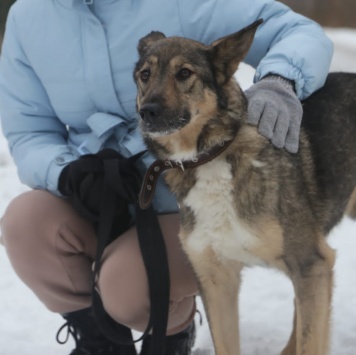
283, 238, 335, 355
186, 246, 242, 355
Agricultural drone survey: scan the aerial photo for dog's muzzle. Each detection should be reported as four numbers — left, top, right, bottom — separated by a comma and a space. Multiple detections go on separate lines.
139, 103, 162, 123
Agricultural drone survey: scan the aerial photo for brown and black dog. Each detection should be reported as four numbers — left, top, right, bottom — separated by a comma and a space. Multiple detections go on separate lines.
134, 20, 356, 355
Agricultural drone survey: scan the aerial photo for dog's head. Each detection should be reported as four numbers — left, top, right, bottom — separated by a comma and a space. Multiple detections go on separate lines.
134, 20, 262, 159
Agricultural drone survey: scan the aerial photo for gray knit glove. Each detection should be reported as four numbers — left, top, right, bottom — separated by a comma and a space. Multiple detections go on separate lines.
244, 75, 303, 153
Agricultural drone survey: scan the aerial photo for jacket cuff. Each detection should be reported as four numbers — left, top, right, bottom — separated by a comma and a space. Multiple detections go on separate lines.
46, 153, 77, 196
254, 61, 307, 99
262, 74, 296, 93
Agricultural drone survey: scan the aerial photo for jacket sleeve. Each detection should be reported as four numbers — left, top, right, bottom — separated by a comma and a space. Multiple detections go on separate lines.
0, 9, 78, 194
177, 0, 333, 99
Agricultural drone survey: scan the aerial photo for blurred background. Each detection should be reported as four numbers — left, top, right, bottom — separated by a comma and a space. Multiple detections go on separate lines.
282, 0, 356, 28
0, 0, 14, 49
1, 0, 356, 47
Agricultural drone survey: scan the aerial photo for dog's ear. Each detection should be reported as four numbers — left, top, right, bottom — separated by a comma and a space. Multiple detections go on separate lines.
211, 19, 263, 85
138, 31, 166, 57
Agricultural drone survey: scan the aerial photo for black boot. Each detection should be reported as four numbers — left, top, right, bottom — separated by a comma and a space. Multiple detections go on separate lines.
56, 308, 137, 355
140, 322, 196, 355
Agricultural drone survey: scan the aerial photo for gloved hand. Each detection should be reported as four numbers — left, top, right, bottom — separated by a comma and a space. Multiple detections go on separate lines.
58, 149, 142, 236
244, 75, 303, 153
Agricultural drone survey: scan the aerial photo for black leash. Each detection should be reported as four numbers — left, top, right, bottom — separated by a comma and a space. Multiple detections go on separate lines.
67, 151, 170, 355
90, 139, 234, 351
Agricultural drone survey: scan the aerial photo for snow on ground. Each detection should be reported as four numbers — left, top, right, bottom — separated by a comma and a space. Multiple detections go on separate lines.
0, 29, 355, 355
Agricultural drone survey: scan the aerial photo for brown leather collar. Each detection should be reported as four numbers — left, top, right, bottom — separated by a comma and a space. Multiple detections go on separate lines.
139, 139, 234, 209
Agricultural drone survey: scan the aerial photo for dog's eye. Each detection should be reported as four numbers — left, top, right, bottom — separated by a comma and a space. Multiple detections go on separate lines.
176, 68, 192, 80
140, 69, 151, 82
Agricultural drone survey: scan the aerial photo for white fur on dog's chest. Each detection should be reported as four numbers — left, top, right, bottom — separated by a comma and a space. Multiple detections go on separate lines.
183, 159, 264, 266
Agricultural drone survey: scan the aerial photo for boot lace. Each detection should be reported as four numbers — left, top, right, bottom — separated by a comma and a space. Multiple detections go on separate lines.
56, 320, 115, 355
56, 320, 79, 346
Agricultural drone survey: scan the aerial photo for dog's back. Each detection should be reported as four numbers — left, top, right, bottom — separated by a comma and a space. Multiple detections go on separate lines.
302, 72, 356, 232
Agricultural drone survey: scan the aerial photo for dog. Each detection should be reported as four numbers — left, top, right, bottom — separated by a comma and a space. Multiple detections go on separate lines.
133, 20, 356, 355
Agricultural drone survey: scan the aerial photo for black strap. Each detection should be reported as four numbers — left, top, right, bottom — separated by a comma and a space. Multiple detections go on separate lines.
68, 152, 170, 355
134, 203, 170, 354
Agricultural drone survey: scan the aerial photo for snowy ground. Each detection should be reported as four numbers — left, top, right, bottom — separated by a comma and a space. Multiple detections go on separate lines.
0, 29, 355, 355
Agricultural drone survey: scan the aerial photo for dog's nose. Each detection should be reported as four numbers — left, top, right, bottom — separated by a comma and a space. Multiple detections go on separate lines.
139, 103, 162, 122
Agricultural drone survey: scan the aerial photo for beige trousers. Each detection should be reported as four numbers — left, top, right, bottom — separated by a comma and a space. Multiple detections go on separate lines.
1, 190, 198, 335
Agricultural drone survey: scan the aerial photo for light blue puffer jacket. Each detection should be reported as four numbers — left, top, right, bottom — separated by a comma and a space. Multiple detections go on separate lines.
0, 0, 333, 213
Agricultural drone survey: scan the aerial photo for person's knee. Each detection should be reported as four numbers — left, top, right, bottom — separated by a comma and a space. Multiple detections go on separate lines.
1, 190, 74, 260
96, 227, 198, 334
98, 267, 151, 332
1, 191, 42, 248
97, 233, 151, 331
99, 257, 196, 335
